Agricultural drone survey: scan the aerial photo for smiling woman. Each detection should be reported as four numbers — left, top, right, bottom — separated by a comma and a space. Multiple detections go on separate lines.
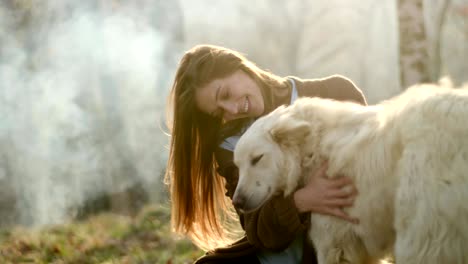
195, 70, 264, 121
165, 44, 367, 264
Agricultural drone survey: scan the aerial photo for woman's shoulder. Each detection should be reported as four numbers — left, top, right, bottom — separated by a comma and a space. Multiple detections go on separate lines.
292, 75, 367, 105
291, 74, 353, 88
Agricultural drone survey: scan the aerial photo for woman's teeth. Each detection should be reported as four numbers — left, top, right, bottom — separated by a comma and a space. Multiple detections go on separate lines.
243, 97, 249, 113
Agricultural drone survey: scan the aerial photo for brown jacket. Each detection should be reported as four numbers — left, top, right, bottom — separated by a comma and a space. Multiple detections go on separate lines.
195, 75, 367, 264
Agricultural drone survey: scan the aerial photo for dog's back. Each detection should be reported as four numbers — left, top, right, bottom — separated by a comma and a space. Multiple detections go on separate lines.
391, 87, 468, 263
304, 84, 468, 264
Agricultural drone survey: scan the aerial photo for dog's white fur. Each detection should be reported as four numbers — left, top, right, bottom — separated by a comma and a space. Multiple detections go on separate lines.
233, 81, 468, 264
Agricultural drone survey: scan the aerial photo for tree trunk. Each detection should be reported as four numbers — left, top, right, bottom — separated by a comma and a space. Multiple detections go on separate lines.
398, 0, 431, 89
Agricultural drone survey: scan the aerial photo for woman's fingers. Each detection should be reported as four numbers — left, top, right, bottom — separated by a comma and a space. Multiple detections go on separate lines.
324, 184, 358, 199
338, 185, 358, 198
328, 175, 353, 188
326, 208, 359, 224
311, 204, 359, 223
306, 163, 360, 224
325, 197, 355, 207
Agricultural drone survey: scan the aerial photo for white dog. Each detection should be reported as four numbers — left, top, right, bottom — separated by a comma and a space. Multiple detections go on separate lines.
232, 81, 468, 264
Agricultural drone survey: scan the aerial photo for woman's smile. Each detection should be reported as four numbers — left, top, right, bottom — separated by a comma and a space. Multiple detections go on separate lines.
242, 96, 249, 114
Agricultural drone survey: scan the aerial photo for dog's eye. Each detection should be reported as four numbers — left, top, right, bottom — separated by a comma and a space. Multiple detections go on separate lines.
251, 154, 263, 166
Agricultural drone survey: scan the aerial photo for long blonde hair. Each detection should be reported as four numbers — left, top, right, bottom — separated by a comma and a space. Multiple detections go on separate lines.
165, 44, 286, 250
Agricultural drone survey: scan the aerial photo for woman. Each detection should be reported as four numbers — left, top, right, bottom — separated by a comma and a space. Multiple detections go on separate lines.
165, 44, 367, 264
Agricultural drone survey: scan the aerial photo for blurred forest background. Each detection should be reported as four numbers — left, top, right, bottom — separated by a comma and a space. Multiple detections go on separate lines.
0, 0, 466, 263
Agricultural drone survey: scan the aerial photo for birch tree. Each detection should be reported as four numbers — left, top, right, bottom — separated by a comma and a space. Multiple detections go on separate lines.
398, 0, 431, 88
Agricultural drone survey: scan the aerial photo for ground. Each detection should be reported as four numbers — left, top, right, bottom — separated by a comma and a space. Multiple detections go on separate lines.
0, 204, 202, 264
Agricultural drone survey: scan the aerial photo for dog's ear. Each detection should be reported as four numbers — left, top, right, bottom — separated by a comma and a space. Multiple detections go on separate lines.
269, 115, 310, 146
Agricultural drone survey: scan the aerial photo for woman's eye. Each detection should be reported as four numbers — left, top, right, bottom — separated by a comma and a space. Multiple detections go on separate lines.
251, 154, 263, 166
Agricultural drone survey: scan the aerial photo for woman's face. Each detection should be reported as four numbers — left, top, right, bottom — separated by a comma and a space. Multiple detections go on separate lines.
195, 70, 264, 122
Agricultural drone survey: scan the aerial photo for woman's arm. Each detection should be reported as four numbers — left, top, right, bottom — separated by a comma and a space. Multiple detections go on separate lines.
299, 75, 367, 106
291, 75, 366, 222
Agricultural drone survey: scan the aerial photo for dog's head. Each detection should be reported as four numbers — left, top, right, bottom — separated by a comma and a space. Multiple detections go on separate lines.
232, 106, 313, 213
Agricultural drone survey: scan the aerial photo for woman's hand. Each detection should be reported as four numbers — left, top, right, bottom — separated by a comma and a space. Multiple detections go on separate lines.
293, 161, 359, 224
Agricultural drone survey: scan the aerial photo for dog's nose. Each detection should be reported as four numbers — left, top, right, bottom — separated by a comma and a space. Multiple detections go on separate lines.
232, 193, 246, 209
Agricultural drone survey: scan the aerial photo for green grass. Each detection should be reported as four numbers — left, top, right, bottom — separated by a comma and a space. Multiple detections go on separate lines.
0, 205, 203, 264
